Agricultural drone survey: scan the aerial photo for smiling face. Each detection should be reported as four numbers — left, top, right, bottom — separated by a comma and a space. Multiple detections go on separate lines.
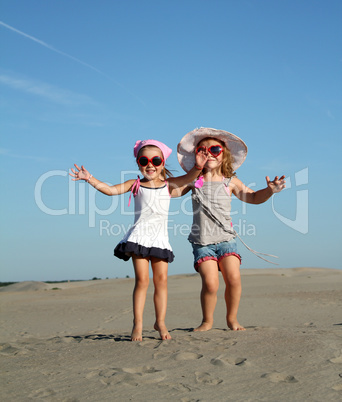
197, 138, 224, 172
137, 145, 165, 181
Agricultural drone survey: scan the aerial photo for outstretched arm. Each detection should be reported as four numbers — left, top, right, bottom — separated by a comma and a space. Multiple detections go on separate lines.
232, 175, 286, 204
70, 164, 135, 196
167, 152, 208, 197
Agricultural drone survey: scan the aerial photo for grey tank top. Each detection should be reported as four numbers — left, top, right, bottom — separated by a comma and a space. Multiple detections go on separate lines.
188, 178, 236, 245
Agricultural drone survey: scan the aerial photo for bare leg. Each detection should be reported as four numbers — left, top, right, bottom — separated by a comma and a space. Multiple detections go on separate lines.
219, 256, 245, 331
131, 255, 150, 341
194, 260, 219, 331
151, 257, 171, 340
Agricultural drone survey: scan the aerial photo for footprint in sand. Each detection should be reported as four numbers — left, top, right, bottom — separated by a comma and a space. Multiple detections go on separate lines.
0, 343, 30, 356
329, 354, 342, 364
173, 351, 203, 361
0, 343, 20, 355
91, 366, 166, 386
153, 350, 203, 362
216, 339, 238, 348
210, 355, 247, 367
195, 371, 223, 385
261, 371, 298, 383
332, 383, 342, 391
164, 382, 192, 393
304, 322, 315, 326
181, 398, 200, 402
28, 388, 56, 398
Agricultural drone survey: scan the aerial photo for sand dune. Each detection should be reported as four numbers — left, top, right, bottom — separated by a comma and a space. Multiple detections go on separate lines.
1, 268, 341, 401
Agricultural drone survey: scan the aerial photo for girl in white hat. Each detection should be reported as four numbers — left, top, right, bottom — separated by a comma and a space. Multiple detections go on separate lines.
177, 128, 285, 331
71, 139, 207, 341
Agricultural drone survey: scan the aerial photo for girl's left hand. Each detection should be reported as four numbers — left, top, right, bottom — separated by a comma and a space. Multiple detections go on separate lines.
266, 175, 286, 193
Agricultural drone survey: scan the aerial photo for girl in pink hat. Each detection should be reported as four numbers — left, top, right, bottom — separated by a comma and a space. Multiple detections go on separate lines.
70, 139, 207, 341
177, 127, 286, 332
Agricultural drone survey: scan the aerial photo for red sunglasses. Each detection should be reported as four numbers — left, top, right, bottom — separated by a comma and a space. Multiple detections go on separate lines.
137, 155, 164, 167
196, 145, 223, 157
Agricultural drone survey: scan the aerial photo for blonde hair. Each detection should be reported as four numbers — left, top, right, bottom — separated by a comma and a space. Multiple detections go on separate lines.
137, 146, 173, 180
198, 137, 236, 178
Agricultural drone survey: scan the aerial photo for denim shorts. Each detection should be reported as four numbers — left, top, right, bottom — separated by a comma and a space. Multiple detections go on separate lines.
191, 239, 241, 271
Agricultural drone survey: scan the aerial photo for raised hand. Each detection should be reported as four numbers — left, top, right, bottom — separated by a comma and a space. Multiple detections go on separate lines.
266, 175, 286, 193
195, 149, 209, 170
70, 164, 91, 181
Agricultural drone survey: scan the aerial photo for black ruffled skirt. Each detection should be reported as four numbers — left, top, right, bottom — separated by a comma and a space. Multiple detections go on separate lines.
114, 241, 174, 263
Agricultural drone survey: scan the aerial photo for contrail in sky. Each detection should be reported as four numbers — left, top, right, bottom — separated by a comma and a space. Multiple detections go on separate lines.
0, 21, 145, 105
0, 21, 110, 77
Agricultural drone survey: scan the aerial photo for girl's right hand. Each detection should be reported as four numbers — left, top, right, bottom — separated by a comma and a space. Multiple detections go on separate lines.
70, 164, 91, 181
195, 150, 208, 170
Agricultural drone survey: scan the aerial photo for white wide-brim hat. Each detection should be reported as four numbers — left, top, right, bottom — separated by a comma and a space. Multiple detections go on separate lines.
177, 127, 248, 172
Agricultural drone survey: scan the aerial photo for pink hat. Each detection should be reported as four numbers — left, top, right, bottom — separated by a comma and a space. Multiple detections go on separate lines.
133, 139, 172, 160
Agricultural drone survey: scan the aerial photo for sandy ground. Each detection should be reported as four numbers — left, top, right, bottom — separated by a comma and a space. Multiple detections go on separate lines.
1, 267, 342, 401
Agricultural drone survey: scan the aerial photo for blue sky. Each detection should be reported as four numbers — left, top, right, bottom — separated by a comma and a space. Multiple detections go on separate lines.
1, 0, 341, 282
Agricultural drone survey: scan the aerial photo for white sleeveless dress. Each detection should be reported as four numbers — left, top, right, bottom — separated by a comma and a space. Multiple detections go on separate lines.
114, 183, 174, 262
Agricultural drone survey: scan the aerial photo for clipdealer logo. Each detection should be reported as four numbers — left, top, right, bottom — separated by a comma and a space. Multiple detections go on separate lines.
271, 168, 309, 234
34, 168, 309, 235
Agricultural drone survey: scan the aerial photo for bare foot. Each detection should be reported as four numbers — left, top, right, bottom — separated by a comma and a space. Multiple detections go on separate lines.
131, 324, 143, 341
227, 319, 245, 331
193, 321, 213, 332
154, 322, 171, 340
